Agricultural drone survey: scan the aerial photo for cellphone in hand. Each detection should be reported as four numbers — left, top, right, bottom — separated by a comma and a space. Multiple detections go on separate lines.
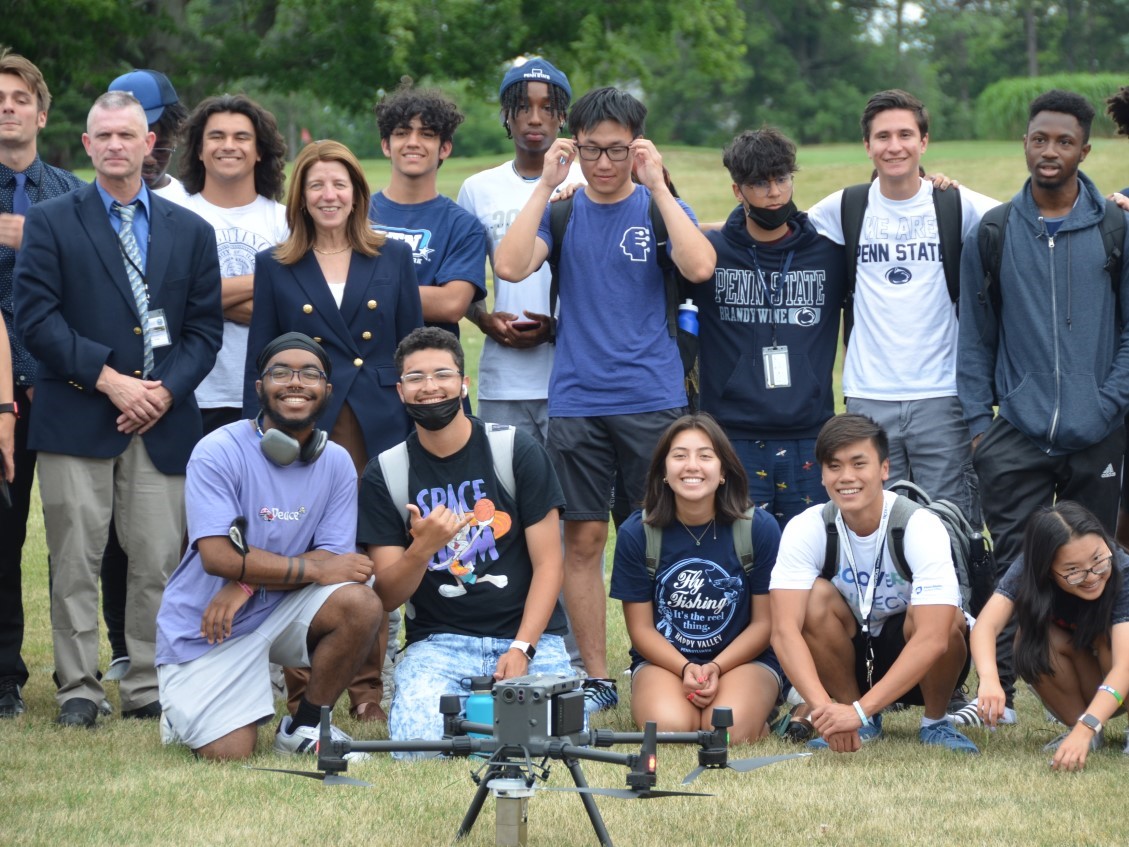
511, 320, 541, 332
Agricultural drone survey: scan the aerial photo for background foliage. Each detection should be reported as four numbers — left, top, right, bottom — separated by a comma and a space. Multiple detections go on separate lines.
7, 0, 1129, 164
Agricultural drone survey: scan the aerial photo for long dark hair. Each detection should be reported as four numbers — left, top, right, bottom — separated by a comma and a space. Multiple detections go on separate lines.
641, 413, 750, 528
1014, 501, 1123, 681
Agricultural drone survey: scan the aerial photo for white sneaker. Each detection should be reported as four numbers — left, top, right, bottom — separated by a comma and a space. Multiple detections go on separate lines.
159, 710, 178, 746
948, 698, 1017, 727
273, 714, 370, 762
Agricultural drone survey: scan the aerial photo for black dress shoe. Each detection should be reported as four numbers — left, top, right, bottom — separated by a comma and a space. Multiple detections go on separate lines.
122, 701, 162, 720
0, 678, 25, 718
57, 697, 99, 728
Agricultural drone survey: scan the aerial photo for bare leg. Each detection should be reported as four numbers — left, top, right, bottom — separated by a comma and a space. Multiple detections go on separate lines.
305, 584, 382, 707
630, 665, 699, 732
905, 606, 968, 720
704, 664, 780, 743
563, 519, 609, 678
195, 724, 259, 761
802, 579, 860, 702
1030, 624, 1104, 725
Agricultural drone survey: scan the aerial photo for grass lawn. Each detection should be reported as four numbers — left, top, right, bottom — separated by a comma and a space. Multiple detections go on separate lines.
11, 139, 1129, 846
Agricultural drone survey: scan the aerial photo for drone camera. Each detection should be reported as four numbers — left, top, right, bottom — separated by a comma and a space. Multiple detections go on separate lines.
493, 674, 585, 745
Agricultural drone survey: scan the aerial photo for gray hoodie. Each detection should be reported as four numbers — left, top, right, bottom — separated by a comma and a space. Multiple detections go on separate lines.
958, 171, 1129, 455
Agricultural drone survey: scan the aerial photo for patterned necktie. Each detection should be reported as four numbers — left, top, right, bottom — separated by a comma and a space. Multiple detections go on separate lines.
112, 201, 154, 377
12, 172, 30, 216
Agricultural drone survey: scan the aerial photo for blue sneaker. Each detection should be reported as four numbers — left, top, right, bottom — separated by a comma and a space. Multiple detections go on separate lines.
920, 719, 979, 754
582, 678, 619, 715
807, 712, 883, 749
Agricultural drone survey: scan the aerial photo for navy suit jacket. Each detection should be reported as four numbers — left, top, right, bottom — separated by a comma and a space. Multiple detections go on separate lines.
13, 182, 223, 474
244, 239, 423, 458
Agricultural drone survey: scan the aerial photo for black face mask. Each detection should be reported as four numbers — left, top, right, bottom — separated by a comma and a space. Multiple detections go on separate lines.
744, 199, 796, 231
404, 395, 462, 431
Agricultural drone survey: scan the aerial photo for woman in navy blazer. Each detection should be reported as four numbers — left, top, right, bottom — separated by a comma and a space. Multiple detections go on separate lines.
245, 140, 422, 473
244, 139, 422, 723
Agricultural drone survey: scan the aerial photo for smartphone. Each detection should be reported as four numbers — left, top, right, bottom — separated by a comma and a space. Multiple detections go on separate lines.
0, 456, 10, 510
511, 320, 541, 332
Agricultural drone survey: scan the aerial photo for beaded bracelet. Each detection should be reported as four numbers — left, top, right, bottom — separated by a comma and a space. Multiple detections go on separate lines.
1098, 683, 1124, 707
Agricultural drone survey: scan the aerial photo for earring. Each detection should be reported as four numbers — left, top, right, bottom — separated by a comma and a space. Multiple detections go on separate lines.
720, 478, 726, 485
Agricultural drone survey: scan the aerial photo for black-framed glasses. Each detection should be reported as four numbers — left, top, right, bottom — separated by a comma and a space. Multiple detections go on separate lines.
400, 369, 462, 387
1055, 555, 1114, 586
576, 144, 631, 162
262, 366, 327, 386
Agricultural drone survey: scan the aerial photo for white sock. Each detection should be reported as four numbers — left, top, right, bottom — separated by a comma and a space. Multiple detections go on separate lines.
921, 715, 947, 728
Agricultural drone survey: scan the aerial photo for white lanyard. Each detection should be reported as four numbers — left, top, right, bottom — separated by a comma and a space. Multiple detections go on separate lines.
837, 499, 891, 635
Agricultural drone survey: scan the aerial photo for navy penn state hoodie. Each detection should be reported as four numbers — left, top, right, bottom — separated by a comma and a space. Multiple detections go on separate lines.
697, 206, 847, 440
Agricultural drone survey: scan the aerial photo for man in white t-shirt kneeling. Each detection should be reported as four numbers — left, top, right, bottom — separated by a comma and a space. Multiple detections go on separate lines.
769, 413, 977, 754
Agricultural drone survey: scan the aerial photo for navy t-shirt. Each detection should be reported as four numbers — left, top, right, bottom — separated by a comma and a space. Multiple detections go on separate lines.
610, 507, 780, 669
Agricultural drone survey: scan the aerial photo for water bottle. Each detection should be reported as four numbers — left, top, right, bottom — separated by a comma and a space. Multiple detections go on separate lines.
677, 299, 699, 336
465, 675, 494, 739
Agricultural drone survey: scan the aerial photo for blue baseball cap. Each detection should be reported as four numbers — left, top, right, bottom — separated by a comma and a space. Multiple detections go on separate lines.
498, 58, 571, 102
108, 69, 179, 124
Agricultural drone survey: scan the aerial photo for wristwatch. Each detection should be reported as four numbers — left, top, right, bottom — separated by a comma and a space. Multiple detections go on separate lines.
0, 402, 17, 417
510, 640, 537, 660
1077, 713, 1103, 734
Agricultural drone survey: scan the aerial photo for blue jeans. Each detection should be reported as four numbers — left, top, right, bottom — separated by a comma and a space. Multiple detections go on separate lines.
389, 632, 572, 758
732, 438, 826, 529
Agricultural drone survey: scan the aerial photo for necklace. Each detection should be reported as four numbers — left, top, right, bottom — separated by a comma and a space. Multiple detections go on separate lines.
313, 244, 350, 255
678, 518, 715, 546
511, 161, 541, 183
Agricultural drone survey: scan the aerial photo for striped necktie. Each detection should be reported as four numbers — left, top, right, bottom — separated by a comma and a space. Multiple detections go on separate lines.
12, 172, 30, 216
112, 201, 154, 377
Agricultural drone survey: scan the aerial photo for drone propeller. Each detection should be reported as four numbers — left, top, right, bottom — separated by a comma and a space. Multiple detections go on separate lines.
540, 785, 712, 800
681, 752, 810, 785
245, 765, 371, 788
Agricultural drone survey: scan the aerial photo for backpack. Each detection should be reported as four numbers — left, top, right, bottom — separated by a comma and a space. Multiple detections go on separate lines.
975, 198, 1125, 318
820, 480, 995, 617
547, 194, 700, 407
376, 423, 516, 528
641, 506, 757, 580
839, 182, 963, 346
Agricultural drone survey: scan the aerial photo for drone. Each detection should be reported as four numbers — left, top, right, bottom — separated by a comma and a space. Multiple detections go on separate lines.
251, 674, 808, 846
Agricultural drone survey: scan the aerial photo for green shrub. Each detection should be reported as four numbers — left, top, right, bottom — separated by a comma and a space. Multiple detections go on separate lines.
975, 74, 1126, 139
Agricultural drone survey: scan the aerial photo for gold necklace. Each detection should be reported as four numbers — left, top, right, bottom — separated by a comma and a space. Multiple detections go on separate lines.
313, 244, 350, 255
678, 518, 715, 546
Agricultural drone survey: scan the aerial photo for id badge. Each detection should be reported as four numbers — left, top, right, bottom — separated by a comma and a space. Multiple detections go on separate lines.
148, 309, 171, 348
763, 345, 791, 388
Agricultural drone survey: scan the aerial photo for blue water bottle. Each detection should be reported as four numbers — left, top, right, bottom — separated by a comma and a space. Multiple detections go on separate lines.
465, 675, 494, 739
677, 299, 699, 336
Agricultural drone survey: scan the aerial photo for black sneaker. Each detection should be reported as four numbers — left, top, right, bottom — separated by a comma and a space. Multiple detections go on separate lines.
0, 678, 25, 718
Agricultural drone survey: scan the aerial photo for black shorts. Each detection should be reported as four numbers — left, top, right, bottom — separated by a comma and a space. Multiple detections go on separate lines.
851, 611, 971, 705
547, 408, 685, 521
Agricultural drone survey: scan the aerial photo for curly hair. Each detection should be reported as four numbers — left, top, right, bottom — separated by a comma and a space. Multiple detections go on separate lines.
394, 326, 464, 374
500, 81, 570, 138
1028, 89, 1096, 142
723, 127, 798, 186
1106, 86, 1129, 137
179, 94, 287, 200
374, 84, 464, 145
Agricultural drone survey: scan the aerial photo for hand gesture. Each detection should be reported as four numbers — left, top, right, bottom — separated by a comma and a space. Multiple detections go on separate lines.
407, 503, 474, 557
629, 139, 665, 193
541, 138, 577, 189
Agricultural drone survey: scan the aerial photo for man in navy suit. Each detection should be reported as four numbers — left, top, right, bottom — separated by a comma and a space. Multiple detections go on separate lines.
13, 90, 222, 727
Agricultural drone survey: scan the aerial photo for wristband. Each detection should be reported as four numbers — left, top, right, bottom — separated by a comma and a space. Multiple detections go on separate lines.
852, 700, 871, 727
708, 660, 722, 675
237, 582, 254, 597
1098, 684, 1124, 706
680, 661, 693, 679
0, 402, 17, 417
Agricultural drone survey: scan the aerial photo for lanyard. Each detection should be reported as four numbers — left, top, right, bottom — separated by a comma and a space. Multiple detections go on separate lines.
748, 246, 794, 346
837, 499, 890, 636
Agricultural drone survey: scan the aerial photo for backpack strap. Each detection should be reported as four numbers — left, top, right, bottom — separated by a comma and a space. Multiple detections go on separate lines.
885, 494, 921, 585
821, 500, 840, 580
976, 201, 1012, 318
933, 185, 964, 304
649, 197, 679, 339
1100, 197, 1126, 290
377, 424, 517, 533
642, 509, 662, 580
733, 506, 757, 575
547, 194, 574, 325
376, 441, 411, 528
839, 184, 871, 348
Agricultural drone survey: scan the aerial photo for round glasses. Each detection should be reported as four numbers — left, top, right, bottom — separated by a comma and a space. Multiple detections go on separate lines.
745, 174, 794, 196
1055, 555, 1113, 586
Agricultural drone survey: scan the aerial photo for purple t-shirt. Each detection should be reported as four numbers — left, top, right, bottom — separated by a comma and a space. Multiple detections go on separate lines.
155, 420, 358, 665
538, 184, 693, 416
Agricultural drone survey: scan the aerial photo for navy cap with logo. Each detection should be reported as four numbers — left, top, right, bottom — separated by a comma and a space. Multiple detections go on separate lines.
498, 58, 571, 102
108, 69, 180, 124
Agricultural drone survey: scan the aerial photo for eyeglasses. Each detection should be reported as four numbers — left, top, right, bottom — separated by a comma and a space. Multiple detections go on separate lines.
150, 147, 176, 160
576, 144, 631, 162
401, 369, 462, 387
1055, 555, 1113, 586
746, 174, 794, 196
262, 366, 327, 386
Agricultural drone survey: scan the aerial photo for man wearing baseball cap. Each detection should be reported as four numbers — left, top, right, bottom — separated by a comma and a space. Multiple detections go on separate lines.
108, 69, 188, 200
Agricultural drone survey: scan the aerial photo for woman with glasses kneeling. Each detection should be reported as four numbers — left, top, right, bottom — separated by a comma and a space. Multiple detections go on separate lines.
971, 501, 1129, 771
609, 413, 783, 743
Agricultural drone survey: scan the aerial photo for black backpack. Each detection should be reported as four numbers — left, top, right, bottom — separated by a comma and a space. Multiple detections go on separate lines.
820, 481, 995, 617
839, 183, 963, 347
975, 198, 1125, 318
547, 194, 699, 407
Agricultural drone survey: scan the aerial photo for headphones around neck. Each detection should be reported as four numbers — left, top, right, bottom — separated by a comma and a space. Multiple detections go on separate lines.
255, 413, 327, 466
